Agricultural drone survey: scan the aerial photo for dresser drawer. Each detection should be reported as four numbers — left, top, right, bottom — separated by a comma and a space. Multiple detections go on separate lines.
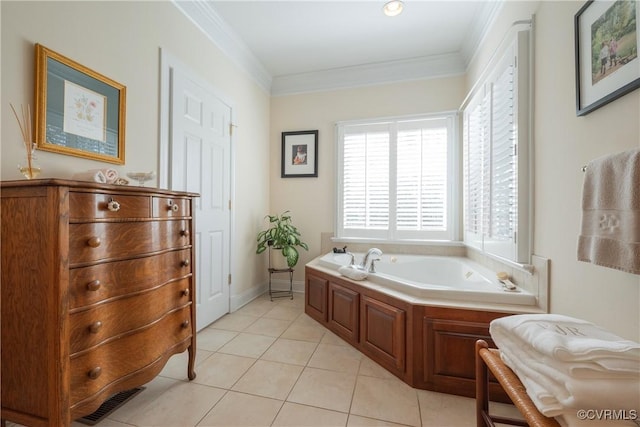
152, 196, 191, 218
69, 249, 192, 309
70, 192, 150, 220
70, 306, 192, 406
70, 278, 192, 354
69, 220, 191, 264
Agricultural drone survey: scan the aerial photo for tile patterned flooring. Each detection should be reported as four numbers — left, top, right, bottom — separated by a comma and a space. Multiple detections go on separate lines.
11, 293, 522, 427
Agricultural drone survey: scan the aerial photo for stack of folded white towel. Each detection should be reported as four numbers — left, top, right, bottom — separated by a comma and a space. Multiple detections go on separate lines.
490, 314, 640, 426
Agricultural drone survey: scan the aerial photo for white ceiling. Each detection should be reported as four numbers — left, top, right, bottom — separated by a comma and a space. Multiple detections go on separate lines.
174, 1, 503, 95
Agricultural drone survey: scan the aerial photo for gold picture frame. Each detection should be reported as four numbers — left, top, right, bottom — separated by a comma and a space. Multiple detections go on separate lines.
34, 44, 126, 164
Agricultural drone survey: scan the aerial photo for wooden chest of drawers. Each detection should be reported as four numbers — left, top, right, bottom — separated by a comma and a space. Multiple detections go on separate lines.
1, 179, 198, 427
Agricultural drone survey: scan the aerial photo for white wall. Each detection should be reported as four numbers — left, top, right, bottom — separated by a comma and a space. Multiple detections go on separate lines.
271, 1, 640, 341
1, 1, 271, 303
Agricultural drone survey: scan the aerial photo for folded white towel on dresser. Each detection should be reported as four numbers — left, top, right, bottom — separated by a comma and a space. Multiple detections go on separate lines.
88, 168, 119, 184
577, 148, 640, 275
72, 170, 107, 183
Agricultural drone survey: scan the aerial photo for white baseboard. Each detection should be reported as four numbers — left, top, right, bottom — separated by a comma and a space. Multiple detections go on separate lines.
230, 280, 305, 312
268, 278, 305, 293
230, 282, 268, 312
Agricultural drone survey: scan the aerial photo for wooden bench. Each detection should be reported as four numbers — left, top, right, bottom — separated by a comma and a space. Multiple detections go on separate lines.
475, 340, 561, 427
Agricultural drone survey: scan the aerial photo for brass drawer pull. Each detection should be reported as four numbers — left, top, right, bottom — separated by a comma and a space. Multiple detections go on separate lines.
88, 321, 103, 334
88, 366, 102, 380
182, 289, 190, 297
86, 280, 101, 291
107, 198, 121, 212
181, 320, 190, 329
181, 259, 190, 267
87, 237, 101, 248
180, 229, 190, 237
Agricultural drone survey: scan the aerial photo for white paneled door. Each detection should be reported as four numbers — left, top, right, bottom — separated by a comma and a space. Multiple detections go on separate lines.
169, 66, 231, 331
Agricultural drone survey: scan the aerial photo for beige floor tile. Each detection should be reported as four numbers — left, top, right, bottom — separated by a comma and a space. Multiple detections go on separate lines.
287, 367, 357, 413
73, 420, 130, 427
209, 312, 259, 332
490, 401, 524, 420
274, 294, 305, 309
320, 330, 351, 346
357, 357, 397, 380
272, 402, 349, 427
351, 376, 420, 427
218, 332, 277, 358
107, 376, 180, 423
243, 316, 293, 337
281, 319, 327, 342
232, 359, 303, 399
346, 414, 411, 426
193, 352, 256, 389
197, 391, 283, 426
261, 338, 318, 366
263, 304, 304, 321
127, 381, 225, 426
308, 343, 362, 374
417, 389, 476, 426
236, 298, 277, 317
196, 327, 239, 351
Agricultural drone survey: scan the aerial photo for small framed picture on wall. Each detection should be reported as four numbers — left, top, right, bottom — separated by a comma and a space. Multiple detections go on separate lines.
281, 130, 318, 178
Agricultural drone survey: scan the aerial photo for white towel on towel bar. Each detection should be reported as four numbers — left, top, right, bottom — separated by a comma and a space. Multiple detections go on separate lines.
577, 148, 640, 274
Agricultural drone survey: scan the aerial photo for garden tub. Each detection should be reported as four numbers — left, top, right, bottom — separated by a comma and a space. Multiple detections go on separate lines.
314, 252, 537, 307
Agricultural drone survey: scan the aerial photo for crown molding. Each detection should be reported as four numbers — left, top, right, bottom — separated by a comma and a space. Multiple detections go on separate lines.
172, 0, 272, 92
271, 54, 466, 96
460, 0, 504, 68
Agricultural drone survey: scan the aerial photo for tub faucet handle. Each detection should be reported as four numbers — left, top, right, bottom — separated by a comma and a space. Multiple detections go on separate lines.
368, 258, 380, 273
346, 252, 356, 266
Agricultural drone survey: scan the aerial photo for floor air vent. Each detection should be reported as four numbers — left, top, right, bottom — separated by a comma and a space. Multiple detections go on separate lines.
76, 387, 145, 425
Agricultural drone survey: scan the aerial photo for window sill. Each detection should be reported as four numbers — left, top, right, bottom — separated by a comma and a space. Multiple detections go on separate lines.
331, 237, 465, 247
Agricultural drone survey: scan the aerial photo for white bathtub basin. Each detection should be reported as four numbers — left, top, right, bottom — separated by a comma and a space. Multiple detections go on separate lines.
313, 252, 537, 306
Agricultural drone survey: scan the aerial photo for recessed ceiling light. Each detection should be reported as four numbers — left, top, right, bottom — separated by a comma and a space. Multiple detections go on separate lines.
383, 0, 404, 17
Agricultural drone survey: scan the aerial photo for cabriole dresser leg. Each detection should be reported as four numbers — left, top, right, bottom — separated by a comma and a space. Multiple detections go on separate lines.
187, 343, 196, 380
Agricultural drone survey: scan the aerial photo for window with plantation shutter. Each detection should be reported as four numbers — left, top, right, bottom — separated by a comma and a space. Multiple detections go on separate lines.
337, 114, 456, 241
462, 29, 531, 263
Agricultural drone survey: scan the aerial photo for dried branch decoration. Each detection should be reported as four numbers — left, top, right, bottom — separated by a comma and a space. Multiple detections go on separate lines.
10, 103, 37, 178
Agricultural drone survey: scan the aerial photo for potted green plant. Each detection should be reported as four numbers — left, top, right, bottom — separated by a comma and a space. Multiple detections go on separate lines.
256, 210, 309, 268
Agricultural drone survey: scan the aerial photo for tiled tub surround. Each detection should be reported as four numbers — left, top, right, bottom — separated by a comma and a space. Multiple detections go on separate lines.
6, 294, 521, 427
